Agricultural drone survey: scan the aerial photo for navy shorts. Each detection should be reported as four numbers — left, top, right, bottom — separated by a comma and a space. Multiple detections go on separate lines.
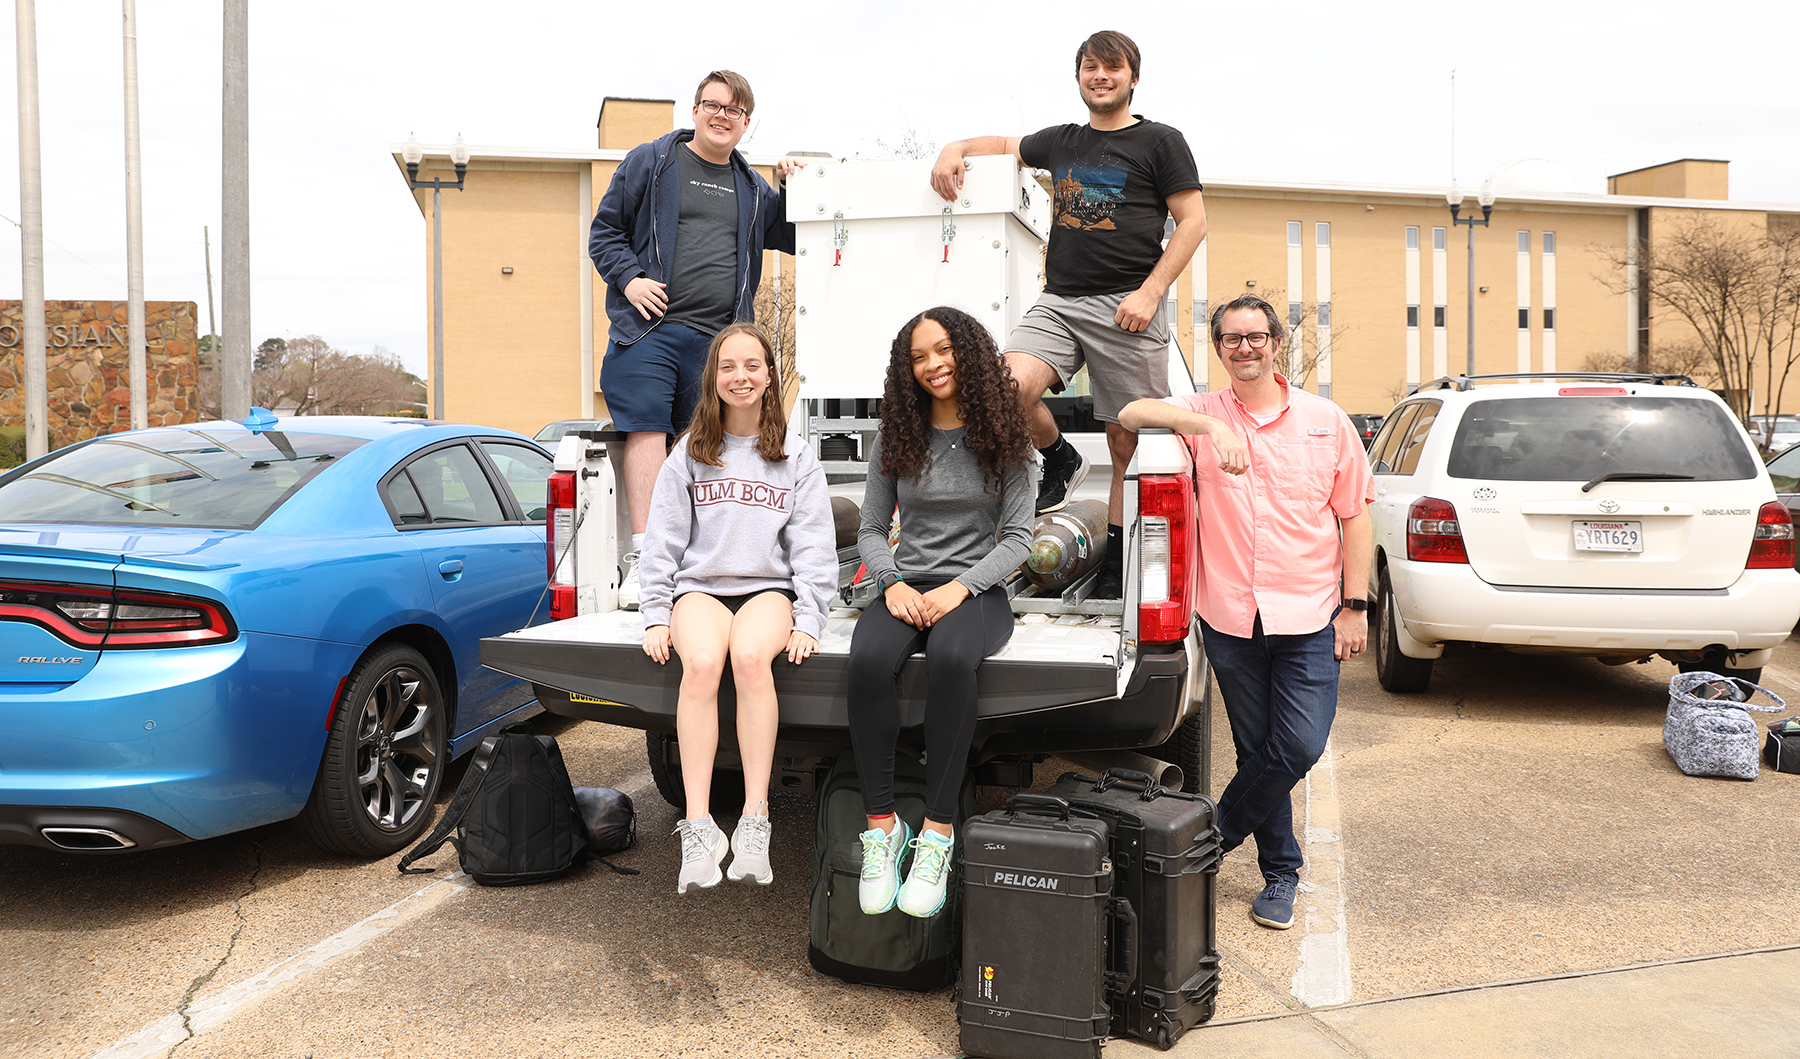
600, 322, 713, 435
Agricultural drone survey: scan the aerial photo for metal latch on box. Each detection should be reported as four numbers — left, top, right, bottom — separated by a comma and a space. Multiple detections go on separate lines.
833, 212, 848, 266
941, 207, 956, 263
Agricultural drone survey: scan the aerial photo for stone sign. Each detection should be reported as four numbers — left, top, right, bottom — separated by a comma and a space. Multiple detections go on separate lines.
0, 300, 199, 445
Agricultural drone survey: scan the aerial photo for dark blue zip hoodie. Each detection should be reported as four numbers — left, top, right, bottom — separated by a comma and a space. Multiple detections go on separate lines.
588, 128, 795, 347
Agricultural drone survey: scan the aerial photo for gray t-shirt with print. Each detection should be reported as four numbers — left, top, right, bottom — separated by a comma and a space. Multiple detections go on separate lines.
663, 145, 739, 336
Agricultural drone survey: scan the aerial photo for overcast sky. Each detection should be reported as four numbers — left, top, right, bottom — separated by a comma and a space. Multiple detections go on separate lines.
2, 0, 1795, 379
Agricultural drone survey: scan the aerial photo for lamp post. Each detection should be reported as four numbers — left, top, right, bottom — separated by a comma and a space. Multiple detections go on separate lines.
1448, 184, 1494, 378
402, 135, 469, 420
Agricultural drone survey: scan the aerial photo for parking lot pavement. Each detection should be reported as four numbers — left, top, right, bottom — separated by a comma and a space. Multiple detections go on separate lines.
7, 634, 1800, 1059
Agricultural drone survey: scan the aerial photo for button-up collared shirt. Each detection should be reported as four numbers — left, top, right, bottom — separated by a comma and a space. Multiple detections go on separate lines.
1164, 374, 1375, 638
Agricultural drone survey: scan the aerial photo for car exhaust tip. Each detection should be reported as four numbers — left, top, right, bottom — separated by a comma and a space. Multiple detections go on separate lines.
40, 827, 136, 851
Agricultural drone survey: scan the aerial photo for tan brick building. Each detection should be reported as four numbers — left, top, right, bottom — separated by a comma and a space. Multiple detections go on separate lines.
396, 107, 1799, 435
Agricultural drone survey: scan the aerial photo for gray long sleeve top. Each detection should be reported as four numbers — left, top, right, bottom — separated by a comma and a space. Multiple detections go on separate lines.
637, 432, 838, 638
858, 427, 1039, 595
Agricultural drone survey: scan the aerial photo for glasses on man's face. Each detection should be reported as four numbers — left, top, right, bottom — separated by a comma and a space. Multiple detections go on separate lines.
698, 100, 749, 121
1219, 332, 1273, 350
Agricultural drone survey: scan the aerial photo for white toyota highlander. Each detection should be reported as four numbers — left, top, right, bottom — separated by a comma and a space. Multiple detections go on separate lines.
1365, 373, 1800, 692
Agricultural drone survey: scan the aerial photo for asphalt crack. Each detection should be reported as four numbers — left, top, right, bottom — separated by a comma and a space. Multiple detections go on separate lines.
167, 839, 263, 1056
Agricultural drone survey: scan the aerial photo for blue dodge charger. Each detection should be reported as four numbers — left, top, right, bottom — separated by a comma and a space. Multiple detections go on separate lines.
0, 412, 555, 857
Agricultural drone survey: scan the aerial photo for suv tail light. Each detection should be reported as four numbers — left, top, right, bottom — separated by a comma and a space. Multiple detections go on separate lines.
1138, 474, 1196, 644
1407, 497, 1468, 563
0, 580, 235, 648
1747, 501, 1795, 569
546, 469, 578, 620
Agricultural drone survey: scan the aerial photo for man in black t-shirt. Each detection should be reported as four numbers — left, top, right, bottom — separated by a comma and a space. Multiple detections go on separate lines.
931, 30, 1206, 598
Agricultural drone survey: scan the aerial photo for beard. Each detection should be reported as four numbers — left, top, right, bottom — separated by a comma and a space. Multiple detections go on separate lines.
1083, 88, 1130, 117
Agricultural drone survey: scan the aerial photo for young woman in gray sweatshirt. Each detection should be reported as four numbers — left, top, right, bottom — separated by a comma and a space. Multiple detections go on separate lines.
849, 306, 1039, 920
637, 322, 838, 894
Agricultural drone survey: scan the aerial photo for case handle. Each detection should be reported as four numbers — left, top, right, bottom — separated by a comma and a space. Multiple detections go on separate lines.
1004, 793, 1072, 820
1097, 767, 1167, 801
1106, 896, 1139, 998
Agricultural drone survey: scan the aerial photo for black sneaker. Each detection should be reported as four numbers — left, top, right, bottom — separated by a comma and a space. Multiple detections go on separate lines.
1036, 447, 1090, 514
1251, 874, 1297, 930
1092, 562, 1123, 600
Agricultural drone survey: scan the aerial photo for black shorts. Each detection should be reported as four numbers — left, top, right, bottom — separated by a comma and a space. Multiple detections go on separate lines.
674, 588, 797, 614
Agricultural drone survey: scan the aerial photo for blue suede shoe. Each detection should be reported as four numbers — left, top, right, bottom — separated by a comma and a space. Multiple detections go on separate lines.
1251, 874, 1297, 930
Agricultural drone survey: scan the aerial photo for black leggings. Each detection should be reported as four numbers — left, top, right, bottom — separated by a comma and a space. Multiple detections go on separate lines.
846, 583, 1014, 824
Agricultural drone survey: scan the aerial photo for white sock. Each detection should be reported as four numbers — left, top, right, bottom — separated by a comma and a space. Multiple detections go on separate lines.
630, 532, 645, 553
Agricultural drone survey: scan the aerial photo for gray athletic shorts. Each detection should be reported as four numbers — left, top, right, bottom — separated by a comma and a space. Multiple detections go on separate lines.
1003, 291, 1171, 423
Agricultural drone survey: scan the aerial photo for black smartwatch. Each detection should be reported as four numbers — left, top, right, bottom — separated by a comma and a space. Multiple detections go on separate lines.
879, 571, 905, 591
1341, 597, 1369, 612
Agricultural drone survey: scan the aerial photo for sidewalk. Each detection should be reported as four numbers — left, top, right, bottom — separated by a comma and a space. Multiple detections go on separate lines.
1170, 945, 1800, 1058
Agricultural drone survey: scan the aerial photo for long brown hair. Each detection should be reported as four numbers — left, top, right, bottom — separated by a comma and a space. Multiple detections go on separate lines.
878, 307, 1032, 489
684, 322, 788, 466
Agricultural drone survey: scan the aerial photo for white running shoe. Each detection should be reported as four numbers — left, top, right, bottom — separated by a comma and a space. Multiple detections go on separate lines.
674, 816, 726, 894
858, 818, 912, 914
897, 829, 955, 918
619, 550, 641, 611
726, 807, 774, 886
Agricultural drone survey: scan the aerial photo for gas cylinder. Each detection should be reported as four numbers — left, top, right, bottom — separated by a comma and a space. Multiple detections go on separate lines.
1024, 499, 1108, 591
831, 495, 860, 549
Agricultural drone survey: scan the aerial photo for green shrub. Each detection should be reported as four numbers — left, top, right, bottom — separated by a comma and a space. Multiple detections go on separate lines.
0, 426, 25, 469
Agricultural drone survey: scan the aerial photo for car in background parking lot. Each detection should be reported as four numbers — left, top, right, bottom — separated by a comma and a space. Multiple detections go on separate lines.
1746, 414, 1800, 456
0, 413, 554, 856
1347, 414, 1385, 449
534, 419, 612, 444
1364, 374, 1800, 692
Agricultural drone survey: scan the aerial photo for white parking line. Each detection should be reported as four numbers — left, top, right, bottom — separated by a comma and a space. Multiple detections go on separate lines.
1292, 739, 1352, 1006
1757, 664, 1799, 695
90, 870, 473, 1059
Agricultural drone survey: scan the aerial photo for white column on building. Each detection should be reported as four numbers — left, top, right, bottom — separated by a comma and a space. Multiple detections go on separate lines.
1405, 226, 1421, 390
1192, 235, 1208, 391
1432, 226, 1448, 381
1542, 231, 1557, 373
1286, 221, 1303, 381
1316, 222, 1332, 399
1516, 229, 1531, 374
578, 165, 594, 418
1626, 214, 1640, 372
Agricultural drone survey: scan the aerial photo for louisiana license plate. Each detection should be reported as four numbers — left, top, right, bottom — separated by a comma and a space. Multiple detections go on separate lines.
1572, 520, 1642, 552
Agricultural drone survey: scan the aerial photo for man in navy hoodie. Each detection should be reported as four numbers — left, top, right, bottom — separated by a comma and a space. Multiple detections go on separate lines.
589, 69, 798, 607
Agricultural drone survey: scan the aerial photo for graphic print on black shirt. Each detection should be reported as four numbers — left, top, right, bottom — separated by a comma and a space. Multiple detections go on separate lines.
1053, 158, 1126, 231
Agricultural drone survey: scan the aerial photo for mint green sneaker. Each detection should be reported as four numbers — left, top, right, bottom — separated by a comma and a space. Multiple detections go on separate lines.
898, 828, 955, 918
858, 818, 911, 914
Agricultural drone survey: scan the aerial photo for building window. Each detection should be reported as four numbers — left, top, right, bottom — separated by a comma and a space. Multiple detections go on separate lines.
1288, 302, 1301, 328
1406, 226, 1419, 250
1319, 302, 1332, 326
1517, 230, 1530, 253
1288, 221, 1302, 246
1434, 306, 1446, 327
1433, 227, 1446, 251
1544, 308, 1556, 330
1317, 222, 1331, 247
1543, 232, 1556, 255
1407, 305, 1420, 328
1518, 308, 1530, 329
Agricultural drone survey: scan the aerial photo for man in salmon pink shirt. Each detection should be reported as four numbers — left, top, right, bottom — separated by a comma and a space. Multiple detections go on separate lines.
1120, 293, 1374, 932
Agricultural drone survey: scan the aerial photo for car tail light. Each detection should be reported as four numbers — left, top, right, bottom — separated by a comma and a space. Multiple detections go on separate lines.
1558, 386, 1628, 396
0, 579, 236, 648
1407, 497, 1468, 563
1747, 501, 1795, 569
546, 469, 578, 620
1138, 474, 1196, 644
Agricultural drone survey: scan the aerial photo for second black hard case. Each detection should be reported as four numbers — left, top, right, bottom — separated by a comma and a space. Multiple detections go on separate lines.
1043, 768, 1222, 1050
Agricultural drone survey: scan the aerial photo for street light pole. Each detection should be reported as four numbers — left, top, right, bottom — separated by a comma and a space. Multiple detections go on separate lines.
16, 0, 47, 460
1449, 185, 1495, 378
123, 0, 147, 430
401, 136, 470, 421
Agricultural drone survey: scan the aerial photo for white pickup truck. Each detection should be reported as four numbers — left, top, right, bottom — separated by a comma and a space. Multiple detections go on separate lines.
477, 157, 1213, 809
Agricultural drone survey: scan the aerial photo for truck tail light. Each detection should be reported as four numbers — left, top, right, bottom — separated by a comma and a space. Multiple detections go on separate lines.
0, 579, 236, 649
1407, 497, 1468, 563
547, 470, 578, 620
1747, 501, 1795, 569
1138, 474, 1196, 645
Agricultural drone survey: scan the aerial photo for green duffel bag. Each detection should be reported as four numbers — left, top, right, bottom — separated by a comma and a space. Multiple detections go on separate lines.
807, 751, 972, 991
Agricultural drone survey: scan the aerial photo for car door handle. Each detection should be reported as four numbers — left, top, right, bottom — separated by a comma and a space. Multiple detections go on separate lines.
438, 559, 464, 580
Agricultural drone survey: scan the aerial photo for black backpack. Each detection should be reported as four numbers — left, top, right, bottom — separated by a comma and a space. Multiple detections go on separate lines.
807, 751, 973, 991
398, 729, 638, 885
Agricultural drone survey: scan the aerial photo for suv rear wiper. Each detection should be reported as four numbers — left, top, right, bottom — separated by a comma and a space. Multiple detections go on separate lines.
1581, 471, 1695, 493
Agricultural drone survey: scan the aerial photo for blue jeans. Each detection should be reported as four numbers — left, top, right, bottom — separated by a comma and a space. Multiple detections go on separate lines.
1200, 614, 1340, 881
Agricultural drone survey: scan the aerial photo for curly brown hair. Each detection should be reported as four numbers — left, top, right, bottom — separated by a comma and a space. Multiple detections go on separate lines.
878, 307, 1033, 490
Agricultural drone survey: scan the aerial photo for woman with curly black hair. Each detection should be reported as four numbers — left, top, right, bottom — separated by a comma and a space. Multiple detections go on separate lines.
848, 306, 1038, 920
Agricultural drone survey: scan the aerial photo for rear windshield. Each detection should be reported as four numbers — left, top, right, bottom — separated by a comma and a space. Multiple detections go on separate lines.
0, 427, 367, 529
1445, 396, 1758, 482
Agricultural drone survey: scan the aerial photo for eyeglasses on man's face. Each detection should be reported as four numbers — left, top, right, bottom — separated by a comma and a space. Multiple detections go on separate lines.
698, 100, 749, 121
1219, 332, 1273, 350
